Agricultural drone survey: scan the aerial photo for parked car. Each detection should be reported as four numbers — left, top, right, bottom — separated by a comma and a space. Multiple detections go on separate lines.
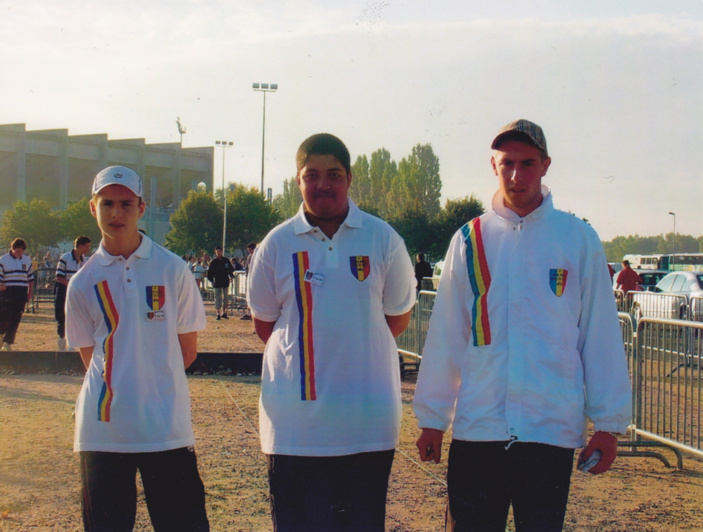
630, 271, 703, 321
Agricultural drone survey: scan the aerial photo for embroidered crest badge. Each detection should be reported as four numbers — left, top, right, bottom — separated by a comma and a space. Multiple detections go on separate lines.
146, 286, 166, 321
549, 269, 568, 297
350, 256, 371, 281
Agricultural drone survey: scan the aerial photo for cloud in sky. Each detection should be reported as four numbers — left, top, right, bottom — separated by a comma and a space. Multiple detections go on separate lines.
1, 0, 702, 241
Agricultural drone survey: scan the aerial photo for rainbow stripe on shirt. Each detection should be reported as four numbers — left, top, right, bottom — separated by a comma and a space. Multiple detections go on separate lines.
94, 280, 119, 422
292, 251, 317, 401
462, 218, 492, 346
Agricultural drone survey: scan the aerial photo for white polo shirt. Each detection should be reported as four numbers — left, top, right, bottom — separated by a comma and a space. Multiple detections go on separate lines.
56, 250, 85, 282
247, 199, 416, 456
67, 236, 206, 452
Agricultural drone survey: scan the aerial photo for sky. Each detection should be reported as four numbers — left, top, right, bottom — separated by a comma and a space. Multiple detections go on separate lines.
1, 0, 702, 241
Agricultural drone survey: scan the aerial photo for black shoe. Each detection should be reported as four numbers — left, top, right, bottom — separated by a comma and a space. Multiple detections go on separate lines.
240, 314, 252, 321
222, 313, 229, 319
216, 315, 221, 321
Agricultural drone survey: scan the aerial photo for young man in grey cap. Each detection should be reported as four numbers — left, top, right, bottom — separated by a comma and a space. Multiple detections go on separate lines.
66, 166, 209, 531
413, 120, 631, 531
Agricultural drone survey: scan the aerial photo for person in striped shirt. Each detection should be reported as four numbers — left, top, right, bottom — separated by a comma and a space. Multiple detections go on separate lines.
54, 235, 92, 351
0, 238, 34, 351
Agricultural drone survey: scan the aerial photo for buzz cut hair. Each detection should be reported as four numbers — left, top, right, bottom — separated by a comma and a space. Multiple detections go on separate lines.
296, 133, 351, 174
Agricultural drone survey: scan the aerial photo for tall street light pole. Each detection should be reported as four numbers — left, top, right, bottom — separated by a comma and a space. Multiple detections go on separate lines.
216, 141, 233, 251
669, 212, 676, 266
253, 83, 278, 199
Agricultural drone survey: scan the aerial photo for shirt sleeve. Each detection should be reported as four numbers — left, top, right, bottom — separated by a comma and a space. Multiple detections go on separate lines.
382, 232, 416, 316
246, 239, 281, 322
413, 229, 471, 432
66, 278, 97, 349
578, 232, 632, 433
176, 261, 206, 334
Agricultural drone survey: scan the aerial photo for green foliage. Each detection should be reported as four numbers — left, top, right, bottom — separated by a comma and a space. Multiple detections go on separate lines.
60, 198, 102, 245
388, 205, 436, 261
165, 190, 222, 255
349, 155, 371, 206
431, 195, 485, 259
387, 144, 442, 219
225, 185, 281, 254
0, 199, 64, 251
271, 177, 302, 220
602, 233, 702, 262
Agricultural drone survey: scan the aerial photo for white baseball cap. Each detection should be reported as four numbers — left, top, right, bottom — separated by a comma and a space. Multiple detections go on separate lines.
92, 166, 143, 198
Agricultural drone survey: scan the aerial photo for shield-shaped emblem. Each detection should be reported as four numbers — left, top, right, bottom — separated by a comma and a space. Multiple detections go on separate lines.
549, 269, 568, 297
350, 256, 371, 282
146, 285, 166, 310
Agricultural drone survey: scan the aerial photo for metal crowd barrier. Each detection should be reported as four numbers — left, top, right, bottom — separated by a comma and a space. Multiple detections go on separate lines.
627, 317, 702, 465
29, 267, 56, 312
398, 293, 702, 466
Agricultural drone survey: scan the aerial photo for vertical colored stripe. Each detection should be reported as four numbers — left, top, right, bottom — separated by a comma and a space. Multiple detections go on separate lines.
292, 252, 316, 400
94, 280, 119, 421
462, 218, 492, 346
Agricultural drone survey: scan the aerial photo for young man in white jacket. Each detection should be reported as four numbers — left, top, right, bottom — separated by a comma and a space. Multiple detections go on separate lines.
413, 119, 631, 531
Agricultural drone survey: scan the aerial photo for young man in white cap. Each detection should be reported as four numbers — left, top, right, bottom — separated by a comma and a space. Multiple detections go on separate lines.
66, 166, 209, 531
413, 120, 631, 531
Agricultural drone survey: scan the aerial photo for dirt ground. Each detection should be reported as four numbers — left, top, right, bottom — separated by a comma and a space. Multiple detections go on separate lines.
1, 303, 703, 531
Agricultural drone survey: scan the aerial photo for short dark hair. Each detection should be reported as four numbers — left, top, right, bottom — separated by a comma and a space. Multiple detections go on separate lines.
10, 238, 26, 250
75, 235, 91, 247
247, 242, 257, 250
296, 133, 351, 174
215, 246, 223, 251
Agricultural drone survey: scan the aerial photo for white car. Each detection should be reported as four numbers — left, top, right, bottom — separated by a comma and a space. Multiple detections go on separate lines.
630, 271, 703, 321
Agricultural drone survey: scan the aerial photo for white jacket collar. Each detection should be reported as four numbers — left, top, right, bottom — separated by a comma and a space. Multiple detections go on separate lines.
491, 185, 553, 224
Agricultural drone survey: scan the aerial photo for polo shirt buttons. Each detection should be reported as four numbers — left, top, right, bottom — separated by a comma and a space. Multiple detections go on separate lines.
328, 247, 333, 251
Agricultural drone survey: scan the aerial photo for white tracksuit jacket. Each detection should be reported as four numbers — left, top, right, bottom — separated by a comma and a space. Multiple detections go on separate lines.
413, 187, 631, 448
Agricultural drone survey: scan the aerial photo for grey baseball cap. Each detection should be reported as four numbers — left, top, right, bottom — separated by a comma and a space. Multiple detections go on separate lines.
491, 119, 548, 157
92, 166, 143, 198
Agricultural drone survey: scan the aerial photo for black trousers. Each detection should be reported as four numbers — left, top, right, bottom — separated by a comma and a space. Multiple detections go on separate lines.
79, 447, 209, 532
55, 283, 66, 338
267, 449, 395, 532
0, 296, 26, 345
447, 440, 575, 532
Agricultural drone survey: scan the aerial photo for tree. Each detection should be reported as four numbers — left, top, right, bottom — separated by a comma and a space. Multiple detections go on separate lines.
387, 143, 441, 219
0, 199, 64, 251
271, 177, 302, 220
431, 195, 485, 260
165, 190, 222, 255
225, 185, 281, 254
349, 155, 371, 206
60, 198, 102, 245
389, 205, 436, 260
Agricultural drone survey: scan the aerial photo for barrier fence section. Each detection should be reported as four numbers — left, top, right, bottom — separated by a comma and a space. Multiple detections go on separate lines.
399, 292, 703, 463
631, 317, 702, 461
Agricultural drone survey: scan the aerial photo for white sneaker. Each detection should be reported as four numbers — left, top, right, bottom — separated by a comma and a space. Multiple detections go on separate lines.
1, 343, 11, 351
58, 337, 67, 351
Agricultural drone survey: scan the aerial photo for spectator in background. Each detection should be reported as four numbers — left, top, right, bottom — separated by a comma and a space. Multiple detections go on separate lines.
231, 257, 244, 272
0, 238, 34, 351
247, 133, 416, 531
192, 259, 205, 291
207, 246, 234, 320
616, 260, 643, 295
414, 252, 433, 292
413, 119, 631, 531
55, 236, 92, 351
240, 243, 258, 321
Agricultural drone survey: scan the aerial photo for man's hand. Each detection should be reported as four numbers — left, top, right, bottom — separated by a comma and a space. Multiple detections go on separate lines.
416, 428, 444, 464
579, 431, 618, 475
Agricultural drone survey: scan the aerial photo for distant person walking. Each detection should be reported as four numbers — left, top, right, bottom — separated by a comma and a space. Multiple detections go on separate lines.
55, 236, 92, 351
616, 260, 643, 295
0, 238, 34, 351
414, 252, 433, 292
207, 246, 234, 320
